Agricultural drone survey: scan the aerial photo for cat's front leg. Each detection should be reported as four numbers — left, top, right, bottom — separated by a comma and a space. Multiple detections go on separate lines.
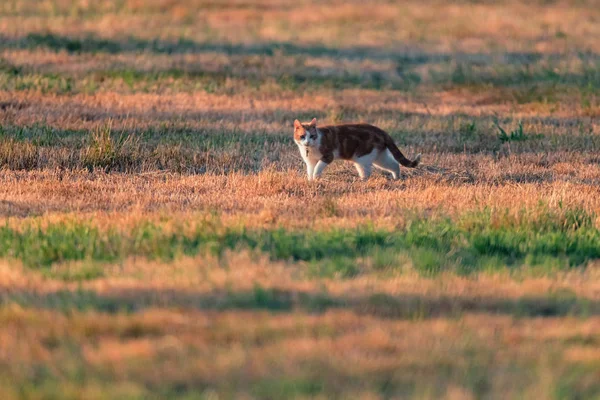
313, 153, 333, 179
312, 160, 329, 179
306, 160, 316, 180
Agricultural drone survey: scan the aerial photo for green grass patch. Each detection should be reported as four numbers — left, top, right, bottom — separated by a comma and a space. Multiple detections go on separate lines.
431, 60, 600, 91
252, 377, 325, 398
555, 364, 600, 399
0, 207, 598, 277
0, 64, 413, 95
45, 262, 105, 282
494, 120, 544, 143
0, 70, 74, 94
6, 39, 600, 96
4, 283, 596, 319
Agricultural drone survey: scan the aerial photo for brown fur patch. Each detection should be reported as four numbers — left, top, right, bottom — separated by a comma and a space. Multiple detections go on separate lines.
315, 123, 418, 167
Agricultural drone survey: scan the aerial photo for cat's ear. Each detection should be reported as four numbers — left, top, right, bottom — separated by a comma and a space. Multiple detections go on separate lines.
294, 119, 301, 129
310, 118, 317, 126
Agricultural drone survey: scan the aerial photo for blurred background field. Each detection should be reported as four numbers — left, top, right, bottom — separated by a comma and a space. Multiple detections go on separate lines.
1, 0, 600, 398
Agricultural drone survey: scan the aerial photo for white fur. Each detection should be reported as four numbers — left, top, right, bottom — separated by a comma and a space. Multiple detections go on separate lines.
352, 149, 379, 180
295, 131, 323, 181
373, 148, 401, 180
313, 160, 328, 178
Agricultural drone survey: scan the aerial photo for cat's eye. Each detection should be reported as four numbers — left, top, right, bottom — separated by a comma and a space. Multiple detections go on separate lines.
300, 135, 306, 140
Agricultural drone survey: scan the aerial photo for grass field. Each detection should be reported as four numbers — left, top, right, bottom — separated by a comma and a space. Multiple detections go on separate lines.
1, 0, 600, 398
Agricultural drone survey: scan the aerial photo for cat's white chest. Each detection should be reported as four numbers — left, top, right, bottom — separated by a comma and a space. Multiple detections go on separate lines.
297, 144, 322, 163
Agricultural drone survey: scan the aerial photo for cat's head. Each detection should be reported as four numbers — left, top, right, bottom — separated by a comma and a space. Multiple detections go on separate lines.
293, 118, 318, 146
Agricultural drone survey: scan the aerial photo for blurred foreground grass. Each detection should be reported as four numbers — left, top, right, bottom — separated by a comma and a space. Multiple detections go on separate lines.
2, 0, 600, 398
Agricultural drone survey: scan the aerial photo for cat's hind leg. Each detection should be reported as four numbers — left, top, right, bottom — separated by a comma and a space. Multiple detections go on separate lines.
373, 149, 401, 179
353, 150, 378, 180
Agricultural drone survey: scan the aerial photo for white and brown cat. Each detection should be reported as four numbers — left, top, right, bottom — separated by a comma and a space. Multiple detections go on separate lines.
293, 118, 420, 180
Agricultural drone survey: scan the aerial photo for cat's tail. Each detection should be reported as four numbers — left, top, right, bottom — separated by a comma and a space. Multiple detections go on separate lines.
385, 137, 421, 168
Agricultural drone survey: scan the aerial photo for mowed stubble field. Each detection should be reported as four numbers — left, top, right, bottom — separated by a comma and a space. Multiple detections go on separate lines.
1, 0, 600, 398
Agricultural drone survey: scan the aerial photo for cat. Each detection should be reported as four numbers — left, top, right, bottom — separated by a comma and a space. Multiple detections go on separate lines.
293, 118, 421, 180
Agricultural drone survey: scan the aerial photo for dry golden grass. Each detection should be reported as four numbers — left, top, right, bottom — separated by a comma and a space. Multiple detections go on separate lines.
0, 169, 599, 228
2, 0, 600, 398
2, 0, 600, 52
